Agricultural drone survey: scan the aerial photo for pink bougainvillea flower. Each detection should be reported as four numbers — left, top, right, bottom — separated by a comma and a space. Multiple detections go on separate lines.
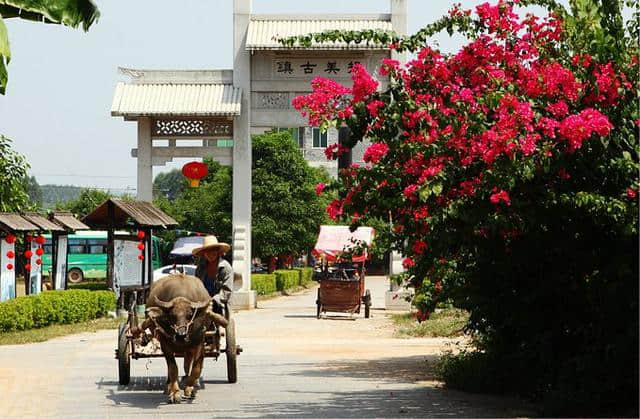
402, 257, 415, 269
490, 188, 511, 206
627, 188, 638, 199
327, 199, 343, 220
350, 63, 379, 103
412, 240, 428, 255
403, 184, 419, 201
315, 183, 326, 196
366, 100, 385, 118
363, 142, 389, 164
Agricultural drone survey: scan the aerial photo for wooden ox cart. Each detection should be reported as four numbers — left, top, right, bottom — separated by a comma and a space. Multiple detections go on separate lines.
116, 290, 241, 385
313, 226, 375, 319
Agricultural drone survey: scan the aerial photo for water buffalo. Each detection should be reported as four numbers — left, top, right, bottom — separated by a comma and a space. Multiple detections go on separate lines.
131, 273, 227, 403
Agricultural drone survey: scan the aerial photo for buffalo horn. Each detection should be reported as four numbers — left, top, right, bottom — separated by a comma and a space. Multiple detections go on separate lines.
154, 296, 175, 309
190, 298, 212, 309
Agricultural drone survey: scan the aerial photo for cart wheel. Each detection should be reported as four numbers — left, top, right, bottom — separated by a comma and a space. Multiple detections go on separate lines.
118, 322, 131, 385
225, 318, 237, 383
364, 289, 371, 319
316, 289, 321, 319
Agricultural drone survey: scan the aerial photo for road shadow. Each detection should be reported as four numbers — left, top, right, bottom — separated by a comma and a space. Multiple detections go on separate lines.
96, 376, 228, 409
242, 355, 537, 417
237, 386, 536, 418
290, 355, 440, 383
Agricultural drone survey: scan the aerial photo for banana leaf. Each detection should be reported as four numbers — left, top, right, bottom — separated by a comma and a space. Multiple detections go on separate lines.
0, 0, 99, 94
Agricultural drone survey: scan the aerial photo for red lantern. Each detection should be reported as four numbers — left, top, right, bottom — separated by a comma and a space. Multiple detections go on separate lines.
25, 234, 33, 242
35, 259, 42, 265
182, 161, 208, 187
24, 250, 33, 259
6, 263, 13, 270
4, 234, 16, 244
137, 230, 145, 240
137, 242, 145, 251
6, 251, 14, 259
137, 254, 144, 261
35, 248, 44, 256
24, 263, 31, 271
35, 235, 45, 245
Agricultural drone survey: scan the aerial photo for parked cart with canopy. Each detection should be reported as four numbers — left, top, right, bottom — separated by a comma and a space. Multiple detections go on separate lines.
312, 225, 375, 319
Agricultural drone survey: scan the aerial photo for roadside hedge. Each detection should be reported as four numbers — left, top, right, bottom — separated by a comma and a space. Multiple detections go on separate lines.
251, 274, 277, 296
294, 267, 313, 286
275, 270, 298, 292
67, 282, 110, 291
0, 290, 116, 333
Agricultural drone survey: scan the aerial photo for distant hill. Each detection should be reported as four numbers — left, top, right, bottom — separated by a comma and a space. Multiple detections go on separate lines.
40, 184, 86, 209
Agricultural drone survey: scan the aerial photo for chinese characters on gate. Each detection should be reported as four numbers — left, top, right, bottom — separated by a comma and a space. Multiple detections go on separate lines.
274, 58, 363, 78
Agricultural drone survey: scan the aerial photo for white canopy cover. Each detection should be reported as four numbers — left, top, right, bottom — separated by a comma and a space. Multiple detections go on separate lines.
313, 225, 375, 262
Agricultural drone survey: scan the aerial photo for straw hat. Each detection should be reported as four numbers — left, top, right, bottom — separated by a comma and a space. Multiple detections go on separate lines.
192, 235, 231, 257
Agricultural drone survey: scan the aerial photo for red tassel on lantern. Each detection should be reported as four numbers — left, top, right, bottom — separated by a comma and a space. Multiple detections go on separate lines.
36, 259, 42, 265
137, 254, 144, 261
24, 250, 33, 259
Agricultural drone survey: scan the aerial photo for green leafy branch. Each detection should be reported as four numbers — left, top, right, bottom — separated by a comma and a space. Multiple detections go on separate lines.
0, 0, 100, 94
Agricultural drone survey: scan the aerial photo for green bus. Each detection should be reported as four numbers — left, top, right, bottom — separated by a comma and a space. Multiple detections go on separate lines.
42, 231, 163, 283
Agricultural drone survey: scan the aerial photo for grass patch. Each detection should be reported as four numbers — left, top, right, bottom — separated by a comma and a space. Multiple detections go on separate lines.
0, 317, 120, 345
392, 308, 469, 338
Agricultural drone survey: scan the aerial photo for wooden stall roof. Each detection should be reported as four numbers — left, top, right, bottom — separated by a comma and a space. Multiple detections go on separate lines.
50, 212, 90, 231
0, 213, 40, 232
22, 213, 65, 232
83, 198, 178, 229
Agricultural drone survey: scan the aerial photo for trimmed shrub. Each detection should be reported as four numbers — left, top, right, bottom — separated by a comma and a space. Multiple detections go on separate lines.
293, 267, 313, 286
274, 270, 299, 292
251, 274, 277, 296
67, 282, 109, 291
0, 290, 116, 333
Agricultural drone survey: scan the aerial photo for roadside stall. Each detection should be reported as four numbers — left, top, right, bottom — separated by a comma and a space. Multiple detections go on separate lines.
313, 225, 375, 319
0, 212, 91, 300
82, 198, 178, 312
21, 213, 66, 293
0, 213, 39, 300
47, 212, 90, 290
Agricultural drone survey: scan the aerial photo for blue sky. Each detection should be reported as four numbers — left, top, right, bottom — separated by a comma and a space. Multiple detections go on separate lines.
0, 0, 565, 191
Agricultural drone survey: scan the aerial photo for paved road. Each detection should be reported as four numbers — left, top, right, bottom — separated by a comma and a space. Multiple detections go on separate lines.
0, 276, 533, 418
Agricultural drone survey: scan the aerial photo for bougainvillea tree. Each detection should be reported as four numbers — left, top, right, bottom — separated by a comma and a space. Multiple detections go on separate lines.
289, 0, 638, 413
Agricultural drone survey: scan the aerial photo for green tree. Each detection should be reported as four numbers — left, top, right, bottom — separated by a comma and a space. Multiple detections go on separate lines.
153, 168, 187, 201
57, 188, 112, 218
252, 131, 328, 263
156, 160, 233, 243
22, 175, 42, 208
39, 184, 85, 208
0, 0, 99, 94
0, 135, 29, 211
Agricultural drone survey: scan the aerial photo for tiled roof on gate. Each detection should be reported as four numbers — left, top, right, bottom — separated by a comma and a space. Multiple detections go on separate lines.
246, 15, 393, 50
111, 83, 242, 117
